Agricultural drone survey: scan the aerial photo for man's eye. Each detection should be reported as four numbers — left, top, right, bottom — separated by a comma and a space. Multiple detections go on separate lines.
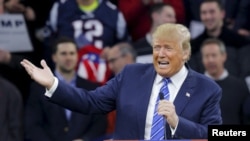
154, 47, 160, 51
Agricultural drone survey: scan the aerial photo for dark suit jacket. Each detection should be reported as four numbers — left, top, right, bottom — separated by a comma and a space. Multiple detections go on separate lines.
49, 63, 222, 139
25, 76, 107, 141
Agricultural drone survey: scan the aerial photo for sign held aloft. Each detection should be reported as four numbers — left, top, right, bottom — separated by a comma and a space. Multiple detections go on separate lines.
0, 14, 33, 52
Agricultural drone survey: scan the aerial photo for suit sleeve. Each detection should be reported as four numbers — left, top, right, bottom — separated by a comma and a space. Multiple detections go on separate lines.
24, 82, 53, 141
48, 71, 123, 115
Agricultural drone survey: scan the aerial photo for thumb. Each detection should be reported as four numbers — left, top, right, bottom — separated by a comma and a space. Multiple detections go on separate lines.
40, 59, 49, 69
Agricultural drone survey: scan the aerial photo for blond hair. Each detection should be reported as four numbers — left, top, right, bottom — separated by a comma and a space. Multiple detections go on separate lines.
152, 23, 191, 61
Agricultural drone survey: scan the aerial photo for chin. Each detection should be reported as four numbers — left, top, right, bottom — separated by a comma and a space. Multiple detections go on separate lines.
156, 70, 170, 77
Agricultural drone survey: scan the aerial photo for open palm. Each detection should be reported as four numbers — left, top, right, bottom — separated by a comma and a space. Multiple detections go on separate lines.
21, 59, 55, 89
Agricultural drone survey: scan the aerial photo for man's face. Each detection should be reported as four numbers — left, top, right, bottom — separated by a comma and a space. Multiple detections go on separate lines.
200, 2, 224, 31
155, 6, 176, 26
201, 43, 226, 76
158, 6, 176, 25
52, 42, 78, 73
152, 38, 186, 78
107, 47, 127, 75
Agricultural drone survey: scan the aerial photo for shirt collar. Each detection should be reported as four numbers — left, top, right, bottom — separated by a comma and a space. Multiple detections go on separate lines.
54, 70, 77, 85
156, 65, 188, 87
204, 69, 229, 80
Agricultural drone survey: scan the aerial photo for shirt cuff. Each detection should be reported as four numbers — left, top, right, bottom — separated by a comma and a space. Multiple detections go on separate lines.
170, 117, 179, 137
45, 77, 59, 98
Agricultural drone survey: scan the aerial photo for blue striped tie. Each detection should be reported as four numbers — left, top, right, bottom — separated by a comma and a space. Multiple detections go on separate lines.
150, 78, 170, 140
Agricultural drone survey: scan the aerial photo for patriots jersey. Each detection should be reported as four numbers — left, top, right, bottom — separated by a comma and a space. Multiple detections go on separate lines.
47, 0, 129, 49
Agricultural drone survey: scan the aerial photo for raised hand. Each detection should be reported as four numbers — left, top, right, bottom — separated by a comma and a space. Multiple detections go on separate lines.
20, 59, 55, 89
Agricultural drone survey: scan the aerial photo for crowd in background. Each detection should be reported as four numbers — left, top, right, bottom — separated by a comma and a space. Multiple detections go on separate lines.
1, 0, 250, 141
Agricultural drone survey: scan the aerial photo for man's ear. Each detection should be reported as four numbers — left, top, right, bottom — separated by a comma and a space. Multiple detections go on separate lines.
182, 49, 190, 62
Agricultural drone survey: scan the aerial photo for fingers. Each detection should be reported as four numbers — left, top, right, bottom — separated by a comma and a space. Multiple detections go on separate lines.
21, 59, 36, 69
20, 59, 32, 75
40, 59, 48, 69
157, 100, 175, 116
157, 101, 178, 128
20, 59, 38, 76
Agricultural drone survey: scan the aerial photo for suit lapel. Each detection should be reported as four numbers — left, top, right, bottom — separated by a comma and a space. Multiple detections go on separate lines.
136, 65, 156, 138
173, 69, 195, 115
165, 69, 196, 138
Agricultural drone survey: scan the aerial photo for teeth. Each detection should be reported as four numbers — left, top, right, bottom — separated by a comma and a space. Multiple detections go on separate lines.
159, 62, 169, 64
159, 63, 169, 68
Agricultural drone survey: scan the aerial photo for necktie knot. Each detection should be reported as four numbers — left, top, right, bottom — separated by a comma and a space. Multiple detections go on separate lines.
163, 78, 170, 85
160, 78, 170, 100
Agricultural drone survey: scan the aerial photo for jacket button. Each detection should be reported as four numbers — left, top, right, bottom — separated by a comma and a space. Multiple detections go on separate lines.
64, 127, 69, 132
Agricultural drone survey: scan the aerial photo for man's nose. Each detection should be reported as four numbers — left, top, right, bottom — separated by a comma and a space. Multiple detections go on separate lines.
158, 48, 166, 57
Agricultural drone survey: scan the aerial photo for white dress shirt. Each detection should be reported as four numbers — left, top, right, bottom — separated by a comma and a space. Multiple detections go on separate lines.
204, 69, 228, 81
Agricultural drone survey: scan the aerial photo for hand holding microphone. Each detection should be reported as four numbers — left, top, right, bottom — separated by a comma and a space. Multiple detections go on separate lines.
158, 92, 179, 129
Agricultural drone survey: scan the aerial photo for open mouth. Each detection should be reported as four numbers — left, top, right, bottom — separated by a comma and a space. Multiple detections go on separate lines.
158, 61, 169, 68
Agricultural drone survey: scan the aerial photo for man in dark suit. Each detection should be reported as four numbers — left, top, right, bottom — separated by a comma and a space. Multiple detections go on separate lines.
21, 23, 222, 140
24, 36, 107, 141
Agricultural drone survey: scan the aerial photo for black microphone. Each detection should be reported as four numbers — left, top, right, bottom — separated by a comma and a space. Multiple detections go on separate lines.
158, 92, 166, 139
159, 92, 164, 100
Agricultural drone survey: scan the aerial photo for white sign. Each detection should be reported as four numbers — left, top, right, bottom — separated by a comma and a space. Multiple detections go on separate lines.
0, 14, 33, 52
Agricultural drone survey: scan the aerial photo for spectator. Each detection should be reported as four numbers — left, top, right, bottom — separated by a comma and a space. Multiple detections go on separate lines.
117, 0, 185, 41
100, 41, 137, 139
38, 0, 129, 85
3, 0, 35, 21
0, 76, 23, 141
183, 0, 242, 31
191, 0, 250, 54
24, 36, 107, 141
107, 42, 136, 75
42, 0, 129, 48
3, 0, 42, 64
0, 49, 33, 103
201, 38, 249, 124
0, 0, 43, 102
189, 0, 250, 76
133, 2, 176, 63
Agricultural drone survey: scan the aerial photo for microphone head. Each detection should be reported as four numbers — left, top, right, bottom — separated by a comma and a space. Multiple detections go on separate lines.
159, 92, 164, 100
